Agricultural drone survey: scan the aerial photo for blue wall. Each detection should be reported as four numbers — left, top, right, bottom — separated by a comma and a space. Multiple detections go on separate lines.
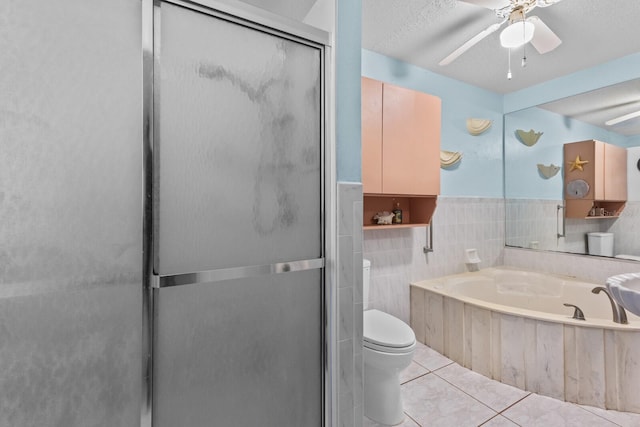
505, 107, 629, 200
335, 0, 362, 182
350, 50, 640, 198
361, 49, 504, 197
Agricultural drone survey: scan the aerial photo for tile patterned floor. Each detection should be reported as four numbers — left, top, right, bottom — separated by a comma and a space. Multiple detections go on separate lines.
364, 342, 640, 427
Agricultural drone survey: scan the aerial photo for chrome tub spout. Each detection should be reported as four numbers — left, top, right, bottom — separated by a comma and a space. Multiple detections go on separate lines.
592, 286, 628, 324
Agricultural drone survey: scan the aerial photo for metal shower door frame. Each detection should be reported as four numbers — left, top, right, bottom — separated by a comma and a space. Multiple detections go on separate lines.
141, 1, 335, 426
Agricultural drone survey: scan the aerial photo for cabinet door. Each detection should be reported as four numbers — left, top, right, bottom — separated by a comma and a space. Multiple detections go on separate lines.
564, 140, 599, 199
382, 83, 440, 195
361, 77, 383, 193
604, 143, 627, 200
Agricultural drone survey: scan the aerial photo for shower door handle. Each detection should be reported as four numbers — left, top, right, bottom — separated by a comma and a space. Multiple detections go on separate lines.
153, 257, 325, 288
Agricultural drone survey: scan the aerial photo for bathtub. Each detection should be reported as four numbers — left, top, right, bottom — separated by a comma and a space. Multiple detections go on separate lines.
410, 267, 640, 413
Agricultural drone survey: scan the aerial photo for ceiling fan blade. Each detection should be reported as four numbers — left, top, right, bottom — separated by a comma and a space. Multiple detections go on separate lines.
439, 20, 506, 66
458, 0, 510, 10
527, 16, 562, 54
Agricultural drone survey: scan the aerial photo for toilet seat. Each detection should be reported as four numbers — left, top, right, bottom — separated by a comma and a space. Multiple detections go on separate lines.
364, 309, 416, 354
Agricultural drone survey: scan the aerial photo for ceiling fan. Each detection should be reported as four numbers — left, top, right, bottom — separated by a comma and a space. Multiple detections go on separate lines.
439, 0, 563, 66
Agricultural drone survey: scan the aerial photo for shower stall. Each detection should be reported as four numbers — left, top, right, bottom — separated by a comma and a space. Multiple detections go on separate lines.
1, 0, 333, 425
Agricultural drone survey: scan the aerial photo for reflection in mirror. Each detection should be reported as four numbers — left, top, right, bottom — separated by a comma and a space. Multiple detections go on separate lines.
504, 79, 640, 261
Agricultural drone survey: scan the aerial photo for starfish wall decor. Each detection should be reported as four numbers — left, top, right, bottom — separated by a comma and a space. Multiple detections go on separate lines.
568, 155, 589, 172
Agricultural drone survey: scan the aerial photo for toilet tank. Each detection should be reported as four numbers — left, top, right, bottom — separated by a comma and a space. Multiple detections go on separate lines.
363, 259, 371, 310
587, 232, 614, 257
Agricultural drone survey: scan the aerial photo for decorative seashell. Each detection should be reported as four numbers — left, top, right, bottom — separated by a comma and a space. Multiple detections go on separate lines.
466, 118, 492, 135
537, 163, 560, 179
372, 211, 394, 225
516, 129, 543, 146
440, 150, 463, 168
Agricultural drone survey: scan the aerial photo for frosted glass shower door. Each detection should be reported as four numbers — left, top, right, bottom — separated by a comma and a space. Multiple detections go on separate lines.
151, 2, 325, 426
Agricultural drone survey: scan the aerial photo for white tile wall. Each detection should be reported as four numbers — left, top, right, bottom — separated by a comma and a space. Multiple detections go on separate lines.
364, 197, 505, 324
504, 247, 640, 284
506, 199, 640, 257
337, 182, 364, 427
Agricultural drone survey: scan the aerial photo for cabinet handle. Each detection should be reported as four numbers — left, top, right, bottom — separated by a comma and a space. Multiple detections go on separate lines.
423, 221, 434, 253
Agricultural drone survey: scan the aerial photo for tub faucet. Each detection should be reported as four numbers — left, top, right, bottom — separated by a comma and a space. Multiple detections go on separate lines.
592, 286, 628, 324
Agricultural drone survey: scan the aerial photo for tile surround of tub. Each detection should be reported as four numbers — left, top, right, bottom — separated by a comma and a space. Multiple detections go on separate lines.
337, 182, 364, 427
506, 199, 640, 256
364, 197, 505, 324
504, 246, 640, 284
411, 285, 640, 413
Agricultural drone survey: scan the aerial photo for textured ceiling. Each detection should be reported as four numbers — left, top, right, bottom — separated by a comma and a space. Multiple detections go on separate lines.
362, 0, 640, 133
362, 0, 640, 94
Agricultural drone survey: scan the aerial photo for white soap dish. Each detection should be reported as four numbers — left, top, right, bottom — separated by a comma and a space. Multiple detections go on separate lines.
465, 248, 481, 264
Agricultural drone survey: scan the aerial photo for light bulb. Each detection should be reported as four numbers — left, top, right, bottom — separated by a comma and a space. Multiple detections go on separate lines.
500, 20, 535, 48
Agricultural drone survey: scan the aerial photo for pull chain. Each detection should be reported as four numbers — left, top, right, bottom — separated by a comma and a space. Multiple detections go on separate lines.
521, 18, 528, 67
507, 47, 512, 80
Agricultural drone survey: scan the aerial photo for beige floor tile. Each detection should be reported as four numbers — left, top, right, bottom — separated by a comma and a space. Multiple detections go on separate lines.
579, 404, 640, 427
502, 393, 618, 427
480, 415, 519, 426
401, 361, 429, 384
434, 363, 529, 412
401, 374, 496, 427
363, 414, 420, 427
412, 342, 453, 371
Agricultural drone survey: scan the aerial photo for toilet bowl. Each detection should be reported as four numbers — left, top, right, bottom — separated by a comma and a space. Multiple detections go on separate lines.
364, 309, 416, 425
363, 259, 416, 425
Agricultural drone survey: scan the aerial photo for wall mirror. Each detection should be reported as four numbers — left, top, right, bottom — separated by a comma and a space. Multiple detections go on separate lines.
504, 78, 640, 261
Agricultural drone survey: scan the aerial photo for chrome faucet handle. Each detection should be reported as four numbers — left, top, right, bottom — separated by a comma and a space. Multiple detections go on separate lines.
563, 303, 585, 320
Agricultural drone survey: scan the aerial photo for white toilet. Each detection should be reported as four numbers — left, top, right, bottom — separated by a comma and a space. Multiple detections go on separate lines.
363, 259, 416, 426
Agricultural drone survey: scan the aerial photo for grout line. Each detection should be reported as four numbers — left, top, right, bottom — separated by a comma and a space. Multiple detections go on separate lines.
428, 365, 534, 426
404, 412, 421, 426
400, 370, 431, 385
494, 392, 531, 415
430, 370, 501, 414
570, 403, 625, 427
476, 413, 522, 427
412, 358, 454, 373
426, 360, 455, 372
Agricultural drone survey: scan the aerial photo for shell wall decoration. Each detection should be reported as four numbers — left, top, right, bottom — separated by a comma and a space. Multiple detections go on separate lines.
537, 163, 560, 179
440, 150, 463, 168
516, 129, 544, 146
466, 118, 492, 136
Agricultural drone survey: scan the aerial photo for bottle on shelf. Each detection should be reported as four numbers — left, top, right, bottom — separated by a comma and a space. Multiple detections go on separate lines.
392, 202, 403, 224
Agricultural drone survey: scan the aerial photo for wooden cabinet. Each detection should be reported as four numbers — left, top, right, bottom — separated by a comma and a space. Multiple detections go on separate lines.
362, 77, 383, 194
361, 77, 441, 228
564, 139, 627, 219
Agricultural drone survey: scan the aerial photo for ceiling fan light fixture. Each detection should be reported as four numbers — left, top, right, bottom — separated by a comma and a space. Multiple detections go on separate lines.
500, 20, 535, 48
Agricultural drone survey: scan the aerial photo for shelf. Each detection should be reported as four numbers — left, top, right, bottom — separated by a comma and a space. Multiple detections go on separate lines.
363, 194, 436, 229
364, 223, 430, 230
565, 199, 626, 219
